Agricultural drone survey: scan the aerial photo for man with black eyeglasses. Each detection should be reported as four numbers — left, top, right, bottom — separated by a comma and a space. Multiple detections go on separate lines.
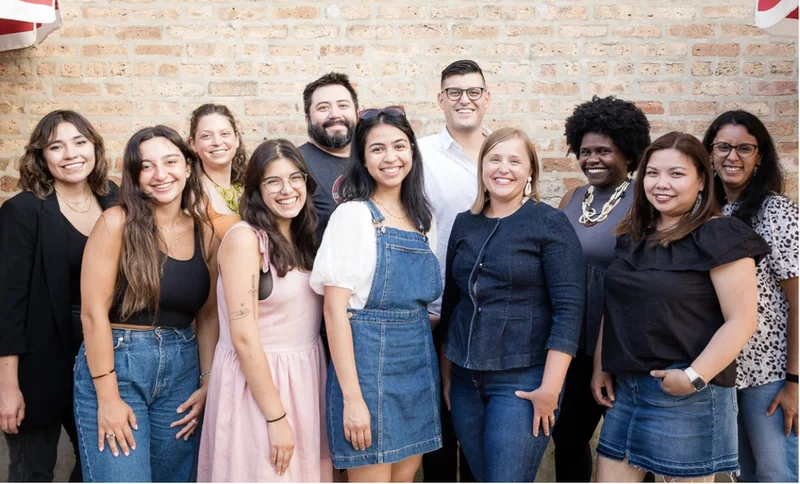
418, 59, 492, 483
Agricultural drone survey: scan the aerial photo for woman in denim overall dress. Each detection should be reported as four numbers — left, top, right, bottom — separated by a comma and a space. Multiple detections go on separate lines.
311, 106, 442, 481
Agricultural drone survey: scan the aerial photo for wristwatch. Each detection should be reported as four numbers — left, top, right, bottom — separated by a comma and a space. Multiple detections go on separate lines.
684, 367, 707, 392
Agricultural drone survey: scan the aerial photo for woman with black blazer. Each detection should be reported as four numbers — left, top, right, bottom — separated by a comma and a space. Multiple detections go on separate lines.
0, 110, 117, 482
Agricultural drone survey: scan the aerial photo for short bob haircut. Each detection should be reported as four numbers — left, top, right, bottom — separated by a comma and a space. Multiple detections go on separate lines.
616, 131, 720, 247
471, 127, 540, 215
239, 139, 319, 277
564, 96, 651, 172
338, 110, 432, 233
18, 110, 110, 199
702, 110, 783, 228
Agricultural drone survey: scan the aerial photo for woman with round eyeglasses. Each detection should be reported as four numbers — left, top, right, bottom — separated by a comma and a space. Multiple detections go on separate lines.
198, 139, 332, 481
311, 106, 442, 481
703, 111, 798, 482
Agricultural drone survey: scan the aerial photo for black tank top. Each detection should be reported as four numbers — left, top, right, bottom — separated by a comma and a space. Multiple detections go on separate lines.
109, 226, 210, 328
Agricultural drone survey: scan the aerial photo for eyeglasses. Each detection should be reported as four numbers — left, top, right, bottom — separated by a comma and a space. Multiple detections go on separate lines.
261, 172, 308, 194
711, 142, 758, 159
441, 87, 486, 102
358, 105, 406, 120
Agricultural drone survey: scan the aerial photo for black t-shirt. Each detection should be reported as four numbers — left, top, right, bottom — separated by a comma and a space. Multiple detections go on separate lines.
602, 217, 770, 387
298, 142, 349, 240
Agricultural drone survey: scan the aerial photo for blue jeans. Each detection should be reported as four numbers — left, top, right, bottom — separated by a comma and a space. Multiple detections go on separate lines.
738, 380, 799, 482
449, 364, 553, 482
73, 327, 200, 482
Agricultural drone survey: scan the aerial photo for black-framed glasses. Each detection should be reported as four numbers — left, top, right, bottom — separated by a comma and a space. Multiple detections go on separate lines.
261, 172, 307, 194
358, 105, 406, 120
441, 87, 486, 102
711, 142, 758, 158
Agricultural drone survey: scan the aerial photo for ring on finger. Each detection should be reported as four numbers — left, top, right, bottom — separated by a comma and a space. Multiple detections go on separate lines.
106, 433, 116, 439
190, 418, 198, 425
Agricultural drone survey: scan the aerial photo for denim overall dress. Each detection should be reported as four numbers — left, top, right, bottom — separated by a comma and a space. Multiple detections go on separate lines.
327, 200, 443, 469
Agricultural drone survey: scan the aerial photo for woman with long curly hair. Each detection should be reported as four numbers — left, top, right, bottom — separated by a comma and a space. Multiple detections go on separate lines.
188, 103, 248, 239
73, 126, 217, 482
198, 139, 331, 481
0, 110, 116, 482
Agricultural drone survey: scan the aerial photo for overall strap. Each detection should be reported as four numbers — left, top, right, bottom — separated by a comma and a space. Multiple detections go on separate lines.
363, 199, 385, 224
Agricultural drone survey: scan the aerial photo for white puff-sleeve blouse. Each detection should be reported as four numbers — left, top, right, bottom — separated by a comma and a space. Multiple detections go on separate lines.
310, 201, 437, 309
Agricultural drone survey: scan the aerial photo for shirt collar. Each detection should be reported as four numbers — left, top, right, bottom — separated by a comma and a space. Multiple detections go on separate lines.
437, 125, 492, 152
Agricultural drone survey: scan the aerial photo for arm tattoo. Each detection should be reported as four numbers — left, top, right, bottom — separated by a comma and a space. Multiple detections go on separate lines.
249, 274, 257, 317
229, 302, 250, 321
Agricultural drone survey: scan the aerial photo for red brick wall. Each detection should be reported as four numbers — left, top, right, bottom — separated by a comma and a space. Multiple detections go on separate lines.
0, 1, 797, 204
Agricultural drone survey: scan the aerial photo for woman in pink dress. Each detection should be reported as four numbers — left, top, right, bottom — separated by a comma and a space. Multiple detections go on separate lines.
198, 139, 332, 482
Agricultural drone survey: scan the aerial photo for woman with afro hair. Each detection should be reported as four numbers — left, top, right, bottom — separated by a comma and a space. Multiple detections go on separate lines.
554, 96, 651, 482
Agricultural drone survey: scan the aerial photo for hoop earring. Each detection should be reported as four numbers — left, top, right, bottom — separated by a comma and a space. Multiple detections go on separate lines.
753, 164, 760, 176
524, 176, 533, 197
691, 193, 702, 215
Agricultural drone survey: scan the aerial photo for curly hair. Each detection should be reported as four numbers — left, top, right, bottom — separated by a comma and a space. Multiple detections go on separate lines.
189, 103, 248, 185
702, 110, 783, 228
18, 110, 110, 199
564, 96, 651, 172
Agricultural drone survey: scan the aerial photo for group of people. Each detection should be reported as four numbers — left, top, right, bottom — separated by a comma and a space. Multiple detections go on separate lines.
0, 59, 796, 483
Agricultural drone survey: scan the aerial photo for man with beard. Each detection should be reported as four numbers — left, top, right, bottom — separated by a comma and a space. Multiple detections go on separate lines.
299, 72, 359, 238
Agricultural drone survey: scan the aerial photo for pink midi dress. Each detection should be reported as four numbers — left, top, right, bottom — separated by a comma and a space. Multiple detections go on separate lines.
198, 222, 332, 482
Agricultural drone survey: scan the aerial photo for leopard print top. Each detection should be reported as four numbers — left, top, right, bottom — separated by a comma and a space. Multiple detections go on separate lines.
724, 195, 799, 389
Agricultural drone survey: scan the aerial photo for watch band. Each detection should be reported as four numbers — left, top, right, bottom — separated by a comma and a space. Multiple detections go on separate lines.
684, 367, 707, 391
786, 372, 799, 384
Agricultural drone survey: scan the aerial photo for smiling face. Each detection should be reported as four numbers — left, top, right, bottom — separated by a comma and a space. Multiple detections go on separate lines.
190, 113, 240, 171
711, 124, 760, 196
363, 123, 412, 193
438, 73, 490, 134
137, 137, 191, 206
482, 136, 532, 207
260, 157, 307, 224
306, 84, 357, 149
43, 122, 97, 187
644, 148, 705, 226
579, 132, 629, 188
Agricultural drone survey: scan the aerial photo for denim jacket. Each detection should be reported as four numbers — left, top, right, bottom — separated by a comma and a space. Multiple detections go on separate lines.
440, 200, 585, 370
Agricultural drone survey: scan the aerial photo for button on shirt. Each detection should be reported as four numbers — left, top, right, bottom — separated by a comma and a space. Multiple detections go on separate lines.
419, 126, 490, 316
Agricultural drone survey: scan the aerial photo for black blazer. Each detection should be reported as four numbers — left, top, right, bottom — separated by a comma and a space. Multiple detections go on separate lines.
0, 183, 117, 428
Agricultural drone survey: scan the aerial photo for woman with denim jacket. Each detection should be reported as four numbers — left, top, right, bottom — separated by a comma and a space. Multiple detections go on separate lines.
439, 128, 585, 482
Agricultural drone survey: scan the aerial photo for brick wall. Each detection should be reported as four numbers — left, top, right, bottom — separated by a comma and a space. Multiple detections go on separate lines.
0, 0, 797, 205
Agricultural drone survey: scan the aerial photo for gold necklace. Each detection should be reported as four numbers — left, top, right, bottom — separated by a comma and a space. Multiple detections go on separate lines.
158, 214, 185, 253
206, 175, 242, 213
371, 198, 407, 219
579, 174, 632, 227
56, 188, 92, 214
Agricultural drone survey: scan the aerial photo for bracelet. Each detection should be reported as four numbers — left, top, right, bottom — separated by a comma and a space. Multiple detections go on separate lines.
267, 412, 286, 424
91, 368, 115, 380
786, 372, 799, 384
198, 371, 210, 386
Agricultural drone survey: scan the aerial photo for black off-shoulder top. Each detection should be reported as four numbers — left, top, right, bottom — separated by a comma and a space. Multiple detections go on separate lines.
601, 217, 770, 387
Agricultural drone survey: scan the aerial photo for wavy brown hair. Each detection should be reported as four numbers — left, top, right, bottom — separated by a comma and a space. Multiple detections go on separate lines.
616, 131, 720, 247
239, 139, 319, 277
18, 110, 110, 199
471, 127, 540, 214
116, 126, 209, 320
188, 103, 247, 185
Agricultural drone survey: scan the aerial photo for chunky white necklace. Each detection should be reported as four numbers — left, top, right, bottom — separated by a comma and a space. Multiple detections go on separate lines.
578, 174, 633, 227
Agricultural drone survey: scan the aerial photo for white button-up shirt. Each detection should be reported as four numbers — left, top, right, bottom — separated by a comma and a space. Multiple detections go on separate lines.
419, 125, 490, 316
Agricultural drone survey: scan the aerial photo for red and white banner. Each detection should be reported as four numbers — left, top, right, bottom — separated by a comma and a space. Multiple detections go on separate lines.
0, 0, 61, 53
756, 0, 799, 37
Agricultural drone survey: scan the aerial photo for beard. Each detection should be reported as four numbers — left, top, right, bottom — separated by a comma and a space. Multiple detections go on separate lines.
307, 118, 354, 150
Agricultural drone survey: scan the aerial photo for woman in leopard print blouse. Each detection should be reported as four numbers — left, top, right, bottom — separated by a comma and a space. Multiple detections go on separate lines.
704, 111, 798, 482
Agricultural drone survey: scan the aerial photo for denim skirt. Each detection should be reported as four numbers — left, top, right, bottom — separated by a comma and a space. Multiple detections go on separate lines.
597, 372, 738, 478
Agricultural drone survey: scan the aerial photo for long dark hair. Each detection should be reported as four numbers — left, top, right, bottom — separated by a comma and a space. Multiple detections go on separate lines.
338, 112, 433, 232
116, 126, 208, 319
702, 110, 783, 228
189, 103, 248, 185
616, 132, 720, 247
239, 139, 318, 277
18, 110, 110, 199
